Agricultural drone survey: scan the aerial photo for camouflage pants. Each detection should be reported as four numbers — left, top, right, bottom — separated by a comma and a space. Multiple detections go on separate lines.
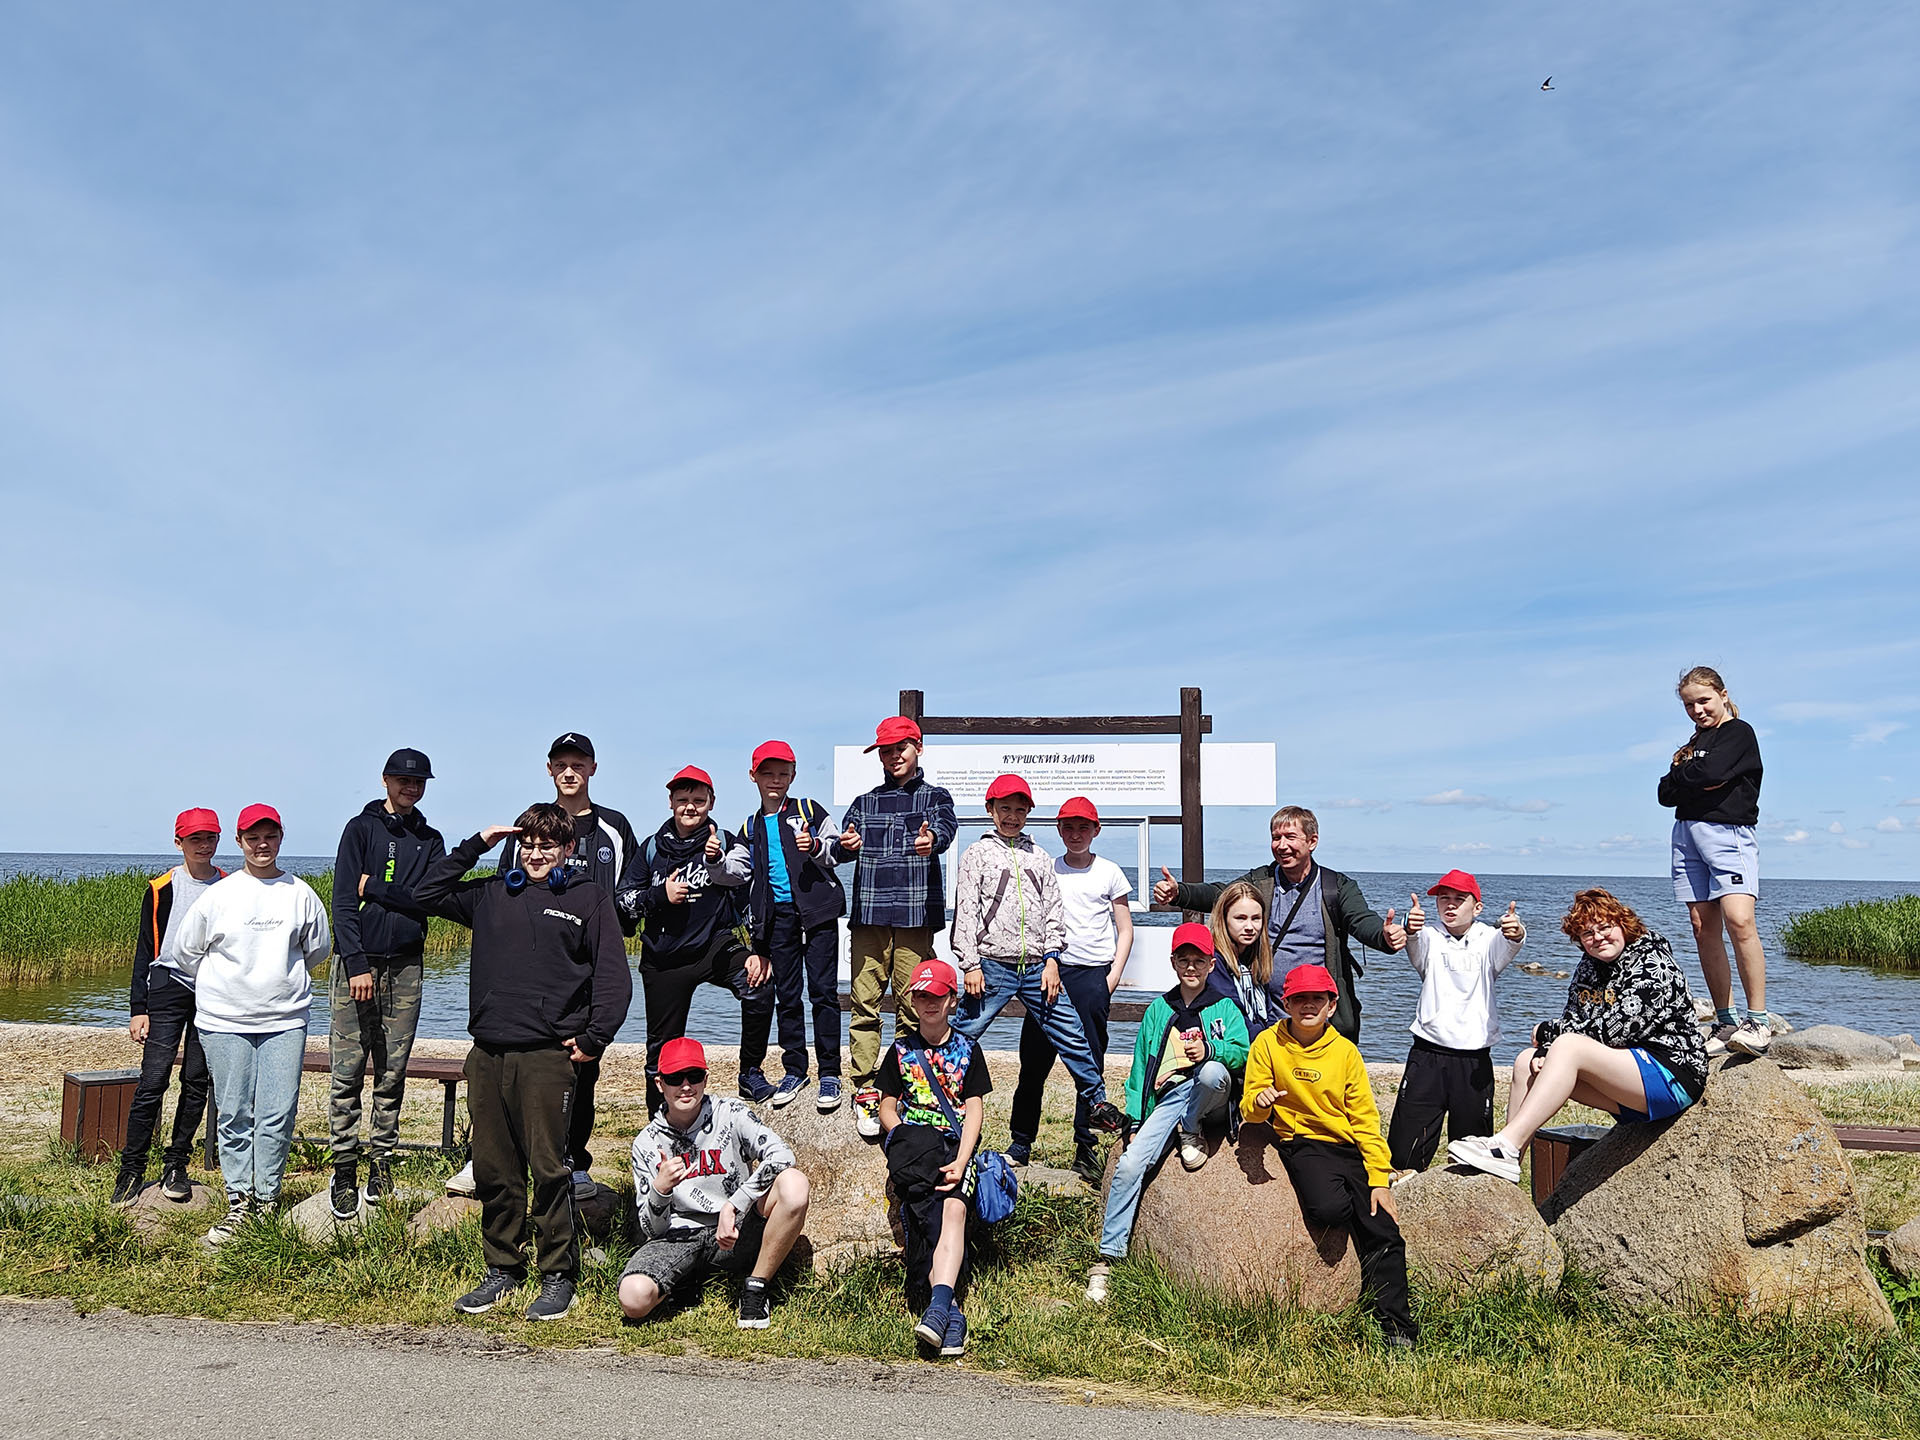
328, 956, 424, 1162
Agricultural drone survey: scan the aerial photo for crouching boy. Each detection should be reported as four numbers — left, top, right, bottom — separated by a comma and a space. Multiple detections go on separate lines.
1085, 922, 1247, 1302
418, 804, 632, 1324
620, 1037, 812, 1330
878, 959, 990, 1359
1242, 963, 1418, 1348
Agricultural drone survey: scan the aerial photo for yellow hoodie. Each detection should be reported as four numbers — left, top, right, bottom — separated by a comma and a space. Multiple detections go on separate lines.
1240, 1021, 1393, 1188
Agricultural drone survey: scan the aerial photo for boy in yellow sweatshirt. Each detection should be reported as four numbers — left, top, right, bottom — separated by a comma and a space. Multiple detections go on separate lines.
1241, 963, 1417, 1348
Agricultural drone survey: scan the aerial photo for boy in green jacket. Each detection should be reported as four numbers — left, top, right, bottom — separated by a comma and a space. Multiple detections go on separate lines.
1086, 922, 1248, 1302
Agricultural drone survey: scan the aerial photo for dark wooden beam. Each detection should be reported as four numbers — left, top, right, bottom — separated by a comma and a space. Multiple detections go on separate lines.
1180, 686, 1204, 921
914, 715, 1211, 736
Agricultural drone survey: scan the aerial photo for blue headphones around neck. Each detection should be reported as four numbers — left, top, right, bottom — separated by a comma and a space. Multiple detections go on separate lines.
504, 867, 570, 895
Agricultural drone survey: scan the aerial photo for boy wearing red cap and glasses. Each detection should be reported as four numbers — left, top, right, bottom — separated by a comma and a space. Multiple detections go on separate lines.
1242, 963, 1417, 1349
1386, 869, 1525, 1177
111, 808, 225, 1206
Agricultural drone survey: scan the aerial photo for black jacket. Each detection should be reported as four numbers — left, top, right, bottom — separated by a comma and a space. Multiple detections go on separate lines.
1534, 931, 1709, 1101
614, 819, 749, 969
418, 832, 632, 1055
737, 796, 846, 946
331, 801, 447, 977
129, 866, 223, 1015
500, 803, 642, 933
1166, 862, 1393, 1043
1657, 718, 1762, 826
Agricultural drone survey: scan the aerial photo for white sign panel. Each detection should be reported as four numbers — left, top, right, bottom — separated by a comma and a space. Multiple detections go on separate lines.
832, 742, 1275, 808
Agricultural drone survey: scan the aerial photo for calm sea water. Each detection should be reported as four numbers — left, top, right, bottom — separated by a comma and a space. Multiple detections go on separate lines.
5, 854, 1918, 1061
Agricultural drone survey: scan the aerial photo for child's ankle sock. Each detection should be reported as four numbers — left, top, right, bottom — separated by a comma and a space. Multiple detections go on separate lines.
1747, 1010, 1771, 1030
1715, 1008, 1738, 1028
928, 1283, 953, 1317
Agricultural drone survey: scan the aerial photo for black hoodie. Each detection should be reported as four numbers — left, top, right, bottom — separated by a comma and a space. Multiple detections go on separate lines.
331, 801, 447, 978
1657, 718, 1762, 826
418, 832, 632, 1054
614, 819, 749, 969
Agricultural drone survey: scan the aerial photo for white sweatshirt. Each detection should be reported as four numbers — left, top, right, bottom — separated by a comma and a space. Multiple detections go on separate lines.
174, 871, 333, 1034
1404, 919, 1520, 1051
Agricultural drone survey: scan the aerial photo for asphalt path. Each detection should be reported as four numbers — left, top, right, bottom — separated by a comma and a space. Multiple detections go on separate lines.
0, 1299, 1584, 1440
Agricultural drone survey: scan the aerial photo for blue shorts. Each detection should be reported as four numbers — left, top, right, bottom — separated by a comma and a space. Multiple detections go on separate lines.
1671, 821, 1759, 903
1615, 1047, 1695, 1123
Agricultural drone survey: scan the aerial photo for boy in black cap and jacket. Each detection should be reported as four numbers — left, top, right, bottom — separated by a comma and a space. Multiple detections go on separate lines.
328, 748, 446, 1220
419, 803, 632, 1324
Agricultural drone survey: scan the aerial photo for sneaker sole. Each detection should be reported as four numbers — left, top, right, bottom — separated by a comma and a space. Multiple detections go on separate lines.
771, 1083, 808, 1109
816, 1096, 843, 1112
940, 1342, 966, 1357
526, 1301, 575, 1322
1446, 1143, 1521, 1183
737, 1316, 772, 1330
912, 1321, 944, 1347
331, 1204, 360, 1222
455, 1297, 507, 1315
1727, 1036, 1771, 1056
161, 1187, 192, 1203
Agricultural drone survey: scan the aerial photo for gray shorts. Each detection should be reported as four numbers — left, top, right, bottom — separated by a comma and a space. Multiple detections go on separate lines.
1672, 821, 1759, 903
622, 1204, 768, 1297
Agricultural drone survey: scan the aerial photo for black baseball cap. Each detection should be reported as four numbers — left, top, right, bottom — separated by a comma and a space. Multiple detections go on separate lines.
549, 732, 595, 760
383, 748, 434, 780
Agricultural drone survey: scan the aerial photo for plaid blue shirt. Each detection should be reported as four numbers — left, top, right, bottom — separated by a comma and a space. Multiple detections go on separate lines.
834, 771, 958, 929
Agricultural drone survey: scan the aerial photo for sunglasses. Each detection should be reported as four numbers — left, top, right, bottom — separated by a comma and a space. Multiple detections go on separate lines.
661, 1069, 706, 1088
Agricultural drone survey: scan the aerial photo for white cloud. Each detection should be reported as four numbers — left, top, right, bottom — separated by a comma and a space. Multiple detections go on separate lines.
1828, 821, 1846, 833
1781, 829, 1812, 844
1597, 834, 1649, 851
1875, 817, 1905, 833
1853, 721, 1905, 745
1443, 841, 1493, 854
1325, 797, 1391, 812
1900, 797, 1920, 807
1417, 788, 1552, 814
1841, 837, 1871, 849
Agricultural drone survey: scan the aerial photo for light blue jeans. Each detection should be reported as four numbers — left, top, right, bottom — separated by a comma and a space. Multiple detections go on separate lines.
1099, 1061, 1232, 1260
955, 957, 1109, 1105
200, 1025, 308, 1203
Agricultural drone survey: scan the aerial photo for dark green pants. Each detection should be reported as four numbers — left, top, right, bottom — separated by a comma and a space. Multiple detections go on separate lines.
328, 955, 424, 1162
465, 1043, 576, 1279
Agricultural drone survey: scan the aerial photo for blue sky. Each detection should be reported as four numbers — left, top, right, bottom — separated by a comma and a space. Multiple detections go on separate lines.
3, 3, 1918, 879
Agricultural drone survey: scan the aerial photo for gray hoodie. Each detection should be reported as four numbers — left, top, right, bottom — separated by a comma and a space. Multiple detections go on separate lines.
630, 1094, 794, 1239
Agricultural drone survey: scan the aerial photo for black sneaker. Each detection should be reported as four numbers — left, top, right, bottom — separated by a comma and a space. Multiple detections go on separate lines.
362, 1157, 392, 1207
737, 1277, 772, 1329
1086, 1100, 1124, 1134
454, 1267, 524, 1314
737, 1069, 776, 1104
160, 1163, 192, 1202
524, 1273, 576, 1322
1072, 1145, 1103, 1186
111, 1166, 145, 1206
330, 1164, 360, 1221
1005, 1141, 1032, 1166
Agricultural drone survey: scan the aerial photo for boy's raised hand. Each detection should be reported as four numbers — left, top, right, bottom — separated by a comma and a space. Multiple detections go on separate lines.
479, 824, 521, 847
654, 1152, 688, 1194
913, 819, 935, 856
1151, 866, 1179, 906
664, 867, 691, 905
1381, 906, 1406, 952
1500, 900, 1525, 943
839, 824, 862, 854
704, 824, 723, 861
1406, 892, 1425, 934
795, 818, 813, 853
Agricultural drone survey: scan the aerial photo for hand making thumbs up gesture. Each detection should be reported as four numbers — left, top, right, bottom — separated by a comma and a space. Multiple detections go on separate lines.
1151, 866, 1179, 906
913, 818, 935, 856
839, 823, 862, 855
704, 824, 723, 861
1499, 900, 1526, 944
664, 867, 691, 905
1405, 892, 1426, 935
794, 816, 814, 853
1381, 906, 1407, 952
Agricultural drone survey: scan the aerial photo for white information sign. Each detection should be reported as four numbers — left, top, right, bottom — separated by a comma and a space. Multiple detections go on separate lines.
832, 741, 1275, 808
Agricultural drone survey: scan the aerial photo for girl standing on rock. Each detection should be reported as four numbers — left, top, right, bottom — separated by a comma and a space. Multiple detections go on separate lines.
1658, 665, 1773, 1057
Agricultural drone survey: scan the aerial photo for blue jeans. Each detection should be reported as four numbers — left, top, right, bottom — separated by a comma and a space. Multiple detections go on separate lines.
200, 1025, 307, 1203
1098, 1061, 1232, 1260
955, 958, 1109, 1106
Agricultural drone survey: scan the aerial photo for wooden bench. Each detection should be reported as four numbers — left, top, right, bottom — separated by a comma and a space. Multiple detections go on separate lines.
1834, 1124, 1920, 1153
202, 1050, 469, 1165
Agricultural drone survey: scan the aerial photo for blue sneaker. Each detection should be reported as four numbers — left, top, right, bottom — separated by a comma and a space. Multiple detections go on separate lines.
737, 1069, 776, 1104
913, 1301, 950, 1348
940, 1306, 968, 1357
816, 1077, 843, 1113
772, 1073, 810, 1109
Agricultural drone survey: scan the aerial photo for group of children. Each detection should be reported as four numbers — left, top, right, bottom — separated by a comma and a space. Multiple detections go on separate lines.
115, 712, 1584, 1353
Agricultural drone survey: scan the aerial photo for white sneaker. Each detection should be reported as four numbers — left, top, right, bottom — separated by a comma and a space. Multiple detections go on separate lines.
1727, 1021, 1772, 1056
1446, 1134, 1523, 1183
1703, 1022, 1738, 1057
853, 1089, 882, 1140
445, 1160, 477, 1197
1177, 1133, 1208, 1171
1085, 1262, 1111, 1303
204, 1193, 249, 1248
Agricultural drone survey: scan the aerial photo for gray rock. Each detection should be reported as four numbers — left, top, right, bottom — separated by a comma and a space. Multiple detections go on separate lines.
760, 1098, 899, 1273
1885, 1217, 1920, 1283
1394, 1168, 1563, 1288
405, 1195, 482, 1238
1770, 1024, 1902, 1072
1019, 1163, 1094, 1196
286, 1185, 366, 1242
1891, 1034, 1920, 1070
126, 1181, 221, 1238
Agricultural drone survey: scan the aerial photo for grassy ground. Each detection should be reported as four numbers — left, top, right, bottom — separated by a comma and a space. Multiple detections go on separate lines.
1782, 894, 1920, 971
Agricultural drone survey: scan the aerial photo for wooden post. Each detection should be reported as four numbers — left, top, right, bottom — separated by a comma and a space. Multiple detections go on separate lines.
898, 689, 924, 724
1180, 686, 1203, 920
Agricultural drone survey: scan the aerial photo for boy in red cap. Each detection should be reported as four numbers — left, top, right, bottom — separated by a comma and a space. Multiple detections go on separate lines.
615, 765, 769, 1115
1242, 963, 1417, 1349
1086, 923, 1247, 1303
950, 775, 1124, 1140
824, 717, 957, 1139
112, 807, 224, 1205
877, 957, 991, 1359
737, 741, 847, 1112
1387, 870, 1526, 1176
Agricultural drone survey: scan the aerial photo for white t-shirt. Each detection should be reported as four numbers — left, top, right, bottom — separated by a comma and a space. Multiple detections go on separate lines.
1405, 919, 1520, 1050
1053, 854, 1131, 968
174, 871, 333, 1034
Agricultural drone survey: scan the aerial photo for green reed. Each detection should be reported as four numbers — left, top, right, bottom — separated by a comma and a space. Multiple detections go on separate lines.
1782, 895, 1920, 972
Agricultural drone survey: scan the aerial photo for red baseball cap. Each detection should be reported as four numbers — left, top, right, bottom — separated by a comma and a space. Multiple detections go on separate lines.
174, 807, 220, 838
1281, 963, 1339, 999
750, 740, 796, 771
1056, 796, 1100, 824
1427, 869, 1482, 901
657, 1037, 707, 1076
984, 773, 1033, 804
908, 958, 959, 995
667, 765, 715, 791
863, 716, 923, 752
235, 803, 282, 833
1169, 922, 1215, 957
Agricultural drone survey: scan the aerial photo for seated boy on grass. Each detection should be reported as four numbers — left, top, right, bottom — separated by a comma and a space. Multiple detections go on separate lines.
1241, 963, 1418, 1349
1086, 922, 1247, 1303
877, 958, 989, 1360
620, 1037, 812, 1331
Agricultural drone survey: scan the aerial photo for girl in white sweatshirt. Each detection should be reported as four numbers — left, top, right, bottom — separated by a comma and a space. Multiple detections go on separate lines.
175, 805, 332, 1243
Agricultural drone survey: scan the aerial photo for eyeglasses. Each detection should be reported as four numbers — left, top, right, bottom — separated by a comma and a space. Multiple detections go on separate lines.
518, 841, 565, 856
1577, 925, 1619, 941
661, 1069, 706, 1088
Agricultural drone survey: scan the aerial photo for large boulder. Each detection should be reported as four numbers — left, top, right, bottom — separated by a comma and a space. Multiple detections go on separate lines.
125, 1181, 220, 1239
1770, 1025, 1902, 1072
1395, 1168, 1563, 1289
764, 1099, 900, 1272
1885, 1217, 1920, 1283
1103, 1128, 1361, 1307
1543, 1056, 1894, 1330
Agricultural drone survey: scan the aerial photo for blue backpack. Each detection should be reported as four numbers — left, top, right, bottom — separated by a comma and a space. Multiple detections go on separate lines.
906, 1041, 1020, 1225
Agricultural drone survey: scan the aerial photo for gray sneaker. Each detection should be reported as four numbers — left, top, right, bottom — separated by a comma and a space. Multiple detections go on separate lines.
454, 1267, 523, 1314
524, 1273, 576, 1322
1704, 1022, 1738, 1057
